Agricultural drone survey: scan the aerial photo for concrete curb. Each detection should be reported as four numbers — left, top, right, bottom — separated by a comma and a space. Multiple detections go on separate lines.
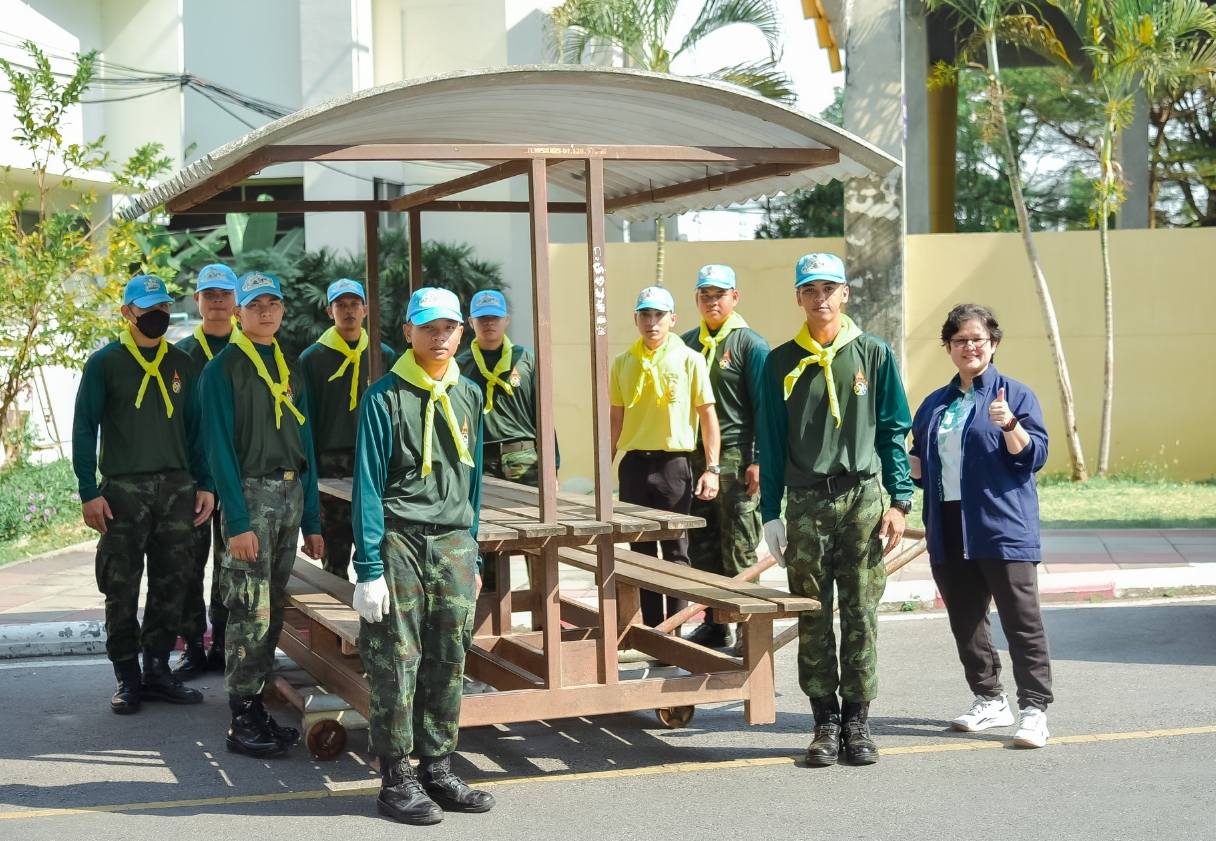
0, 538, 98, 570
0, 621, 107, 659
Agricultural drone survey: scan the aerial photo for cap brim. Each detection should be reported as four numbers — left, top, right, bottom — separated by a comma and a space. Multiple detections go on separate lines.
695, 279, 735, 289
410, 307, 463, 325
470, 306, 508, 318
196, 281, 235, 292
634, 304, 674, 313
129, 292, 174, 308
238, 289, 284, 306
795, 274, 847, 287
328, 291, 366, 304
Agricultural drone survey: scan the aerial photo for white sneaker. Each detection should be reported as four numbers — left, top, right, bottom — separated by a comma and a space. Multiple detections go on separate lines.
950, 694, 1016, 732
1013, 707, 1050, 748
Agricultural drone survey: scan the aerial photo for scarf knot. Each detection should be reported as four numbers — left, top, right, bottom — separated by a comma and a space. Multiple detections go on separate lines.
231, 329, 305, 429
783, 314, 863, 428
471, 336, 514, 414
391, 351, 476, 477
316, 327, 370, 410
119, 326, 173, 418
626, 334, 680, 408
698, 312, 748, 364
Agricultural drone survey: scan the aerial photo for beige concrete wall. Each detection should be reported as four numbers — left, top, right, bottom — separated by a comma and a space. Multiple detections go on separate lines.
548, 229, 1216, 487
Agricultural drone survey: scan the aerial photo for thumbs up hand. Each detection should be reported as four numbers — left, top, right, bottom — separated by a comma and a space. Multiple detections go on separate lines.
989, 387, 1015, 429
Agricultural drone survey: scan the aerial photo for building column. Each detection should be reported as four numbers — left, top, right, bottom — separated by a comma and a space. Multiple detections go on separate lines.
844, 0, 906, 366
904, 3, 930, 235
1117, 89, 1151, 229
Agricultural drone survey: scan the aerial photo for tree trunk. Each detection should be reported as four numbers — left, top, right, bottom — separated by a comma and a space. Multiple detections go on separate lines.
1096, 121, 1117, 477
987, 33, 1088, 481
654, 216, 666, 285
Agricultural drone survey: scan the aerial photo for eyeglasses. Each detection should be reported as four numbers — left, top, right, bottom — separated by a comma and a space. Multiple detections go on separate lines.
949, 337, 991, 350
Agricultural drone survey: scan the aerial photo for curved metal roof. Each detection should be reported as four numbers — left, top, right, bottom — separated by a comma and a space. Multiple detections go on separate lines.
124, 65, 900, 223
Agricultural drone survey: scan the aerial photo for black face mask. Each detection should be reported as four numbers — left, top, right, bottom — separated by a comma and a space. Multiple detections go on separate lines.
134, 309, 171, 340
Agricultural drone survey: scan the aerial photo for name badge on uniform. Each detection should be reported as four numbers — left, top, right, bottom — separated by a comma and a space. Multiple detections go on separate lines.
853, 366, 868, 396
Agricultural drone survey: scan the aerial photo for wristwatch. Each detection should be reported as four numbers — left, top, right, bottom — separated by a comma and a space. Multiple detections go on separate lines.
706, 464, 722, 475
891, 499, 912, 514
1002, 417, 1019, 432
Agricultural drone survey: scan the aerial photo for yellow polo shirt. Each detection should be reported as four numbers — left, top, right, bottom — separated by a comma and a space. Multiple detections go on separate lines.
610, 335, 715, 453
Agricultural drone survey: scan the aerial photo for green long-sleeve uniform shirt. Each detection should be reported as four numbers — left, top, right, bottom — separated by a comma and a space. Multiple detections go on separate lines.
199, 342, 322, 537
72, 339, 213, 502
352, 369, 484, 583
758, 330, 913, 523
455, 343, 538, 445
175, 330, 232, 371
680, 323, 770, 464
298, 338, 397, 459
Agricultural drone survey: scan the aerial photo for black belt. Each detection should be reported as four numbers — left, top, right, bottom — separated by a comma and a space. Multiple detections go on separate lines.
484, 440, 535, 457
628, 450, 690, 460
384, 517, 460, 536
255, 470, 300, 482
807, 472, 872, 497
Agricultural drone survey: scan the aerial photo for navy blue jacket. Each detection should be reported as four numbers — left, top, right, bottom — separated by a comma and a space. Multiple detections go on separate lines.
910, 365, 1048, 564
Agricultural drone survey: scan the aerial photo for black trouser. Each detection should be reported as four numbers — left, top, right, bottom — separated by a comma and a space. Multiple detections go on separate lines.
618, 450, 693, 627
931, 501, 1053, 711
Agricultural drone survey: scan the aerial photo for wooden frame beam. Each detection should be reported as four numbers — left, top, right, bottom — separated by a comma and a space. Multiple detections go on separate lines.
386, 159, 530, 212
169, 199, 589, 215
260, 143, 843, 164
604, 161, 828, 212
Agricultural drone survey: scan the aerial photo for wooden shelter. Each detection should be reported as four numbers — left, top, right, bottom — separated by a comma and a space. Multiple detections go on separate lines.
123, 66, 903, 750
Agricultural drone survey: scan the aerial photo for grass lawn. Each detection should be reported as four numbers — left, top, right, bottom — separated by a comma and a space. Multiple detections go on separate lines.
0, 521, 95, 568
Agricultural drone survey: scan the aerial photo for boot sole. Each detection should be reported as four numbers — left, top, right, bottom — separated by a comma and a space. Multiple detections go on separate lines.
111, 704, 141, 715
141, 690, 204, 705
427, 796, 495, 813
377, 798, 444, 825
804, 754, 838, 767
846, 753, 879, 765
226, 737, 288, 758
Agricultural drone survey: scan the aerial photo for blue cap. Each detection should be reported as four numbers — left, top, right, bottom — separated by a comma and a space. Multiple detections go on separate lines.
327, 278, 366, 304
236, 271, 284, 307
195, 263, 237, 292
795, 253, 847, 287
696, 264, 736, 290
469, 289, 508, 318
635, 286, 675, 313
123, 275, 173, 309
407, 287, 463, 325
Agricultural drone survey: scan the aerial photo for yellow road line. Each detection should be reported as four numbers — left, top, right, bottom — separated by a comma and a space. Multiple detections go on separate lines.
3, 724, 1214, 822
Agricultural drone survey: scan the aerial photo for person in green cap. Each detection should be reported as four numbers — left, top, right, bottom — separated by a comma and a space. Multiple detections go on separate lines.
353, 286, 494, 826
758, 252, 913, 768
680, 264, 769, 654
299, 278, 397, 581
173, 262, 238, 678
200, 270, 324, 758
73, 274, 214, 714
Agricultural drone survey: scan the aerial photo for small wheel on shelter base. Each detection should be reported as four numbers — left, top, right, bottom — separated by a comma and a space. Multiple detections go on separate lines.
307, 718, 348, 761
655, 706, 695, 729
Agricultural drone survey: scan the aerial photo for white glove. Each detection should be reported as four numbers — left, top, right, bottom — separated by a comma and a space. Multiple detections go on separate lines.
763, 519, 788, 569
353, 576, 391, 623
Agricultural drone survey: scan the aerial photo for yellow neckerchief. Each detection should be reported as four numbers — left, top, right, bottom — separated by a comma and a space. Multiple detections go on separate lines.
119, 325, 173, 418
783, 314, 864, 428
316, 327, 369, 411
470, 335, 514, 414
698, 312, 749, 364
193, 317, 237, 361
391, 350, 475, 477
625, 333, 681, 408
230, 328, 305, 429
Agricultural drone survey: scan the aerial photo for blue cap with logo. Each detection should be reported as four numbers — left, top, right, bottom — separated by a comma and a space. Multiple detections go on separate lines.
326, 278, 366, 304
795, 253, 847, 287
635, 285, 675, 313
407, 287, 463, 325
696, 264, 736, 290
469, 289, 508, 318
124, 274, 173, 309
195, 263, 237, 293
236, 271, 284, 307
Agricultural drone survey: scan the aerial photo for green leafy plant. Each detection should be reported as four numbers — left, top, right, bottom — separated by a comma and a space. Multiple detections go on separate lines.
0, 459, 81, 542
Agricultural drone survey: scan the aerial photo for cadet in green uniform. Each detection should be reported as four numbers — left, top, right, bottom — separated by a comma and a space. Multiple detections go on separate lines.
299, 278, 397, 581
353, 287, 494, 826
73, 275, 214, 714
680, 265, 769, 653
200, 271, 324, 758
758, 253, 913, 767
173, 263, 237, 678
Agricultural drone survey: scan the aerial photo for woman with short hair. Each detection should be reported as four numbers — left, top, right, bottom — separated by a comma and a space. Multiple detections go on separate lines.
909, 303, 1053, 748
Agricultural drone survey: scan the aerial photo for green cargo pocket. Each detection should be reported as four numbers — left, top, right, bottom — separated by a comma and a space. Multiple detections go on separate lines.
429, 602, 473, 666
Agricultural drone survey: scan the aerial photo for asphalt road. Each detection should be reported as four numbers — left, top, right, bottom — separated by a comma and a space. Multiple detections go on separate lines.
2, 599, 1213, 840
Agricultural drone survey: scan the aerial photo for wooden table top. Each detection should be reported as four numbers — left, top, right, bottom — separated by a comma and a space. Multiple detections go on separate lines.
317, 475, 704, 551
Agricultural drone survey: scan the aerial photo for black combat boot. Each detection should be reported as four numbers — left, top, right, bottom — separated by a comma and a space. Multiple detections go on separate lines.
226, 695, 287, 758
377, 757, 443, 825
253, 693, 300, 746
419, 754, 495, 813
110, 658, 142, 715
684, 621, 732, 649
141, 653, 204, 704
171, 637, 209, 680
841, 700, 879, 765
805, 696, 841, 767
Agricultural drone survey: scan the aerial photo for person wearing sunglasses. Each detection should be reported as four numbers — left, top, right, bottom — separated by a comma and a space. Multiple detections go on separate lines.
909, 303, 1053, 748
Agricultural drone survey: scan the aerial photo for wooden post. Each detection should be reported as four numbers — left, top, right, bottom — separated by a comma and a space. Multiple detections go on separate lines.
528, 158, 557, 523
408, 209, 423, 294
364, 212, 383, 380
585, 158, 618, 685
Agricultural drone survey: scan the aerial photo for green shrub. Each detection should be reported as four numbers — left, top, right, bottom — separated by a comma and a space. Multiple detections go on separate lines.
0, 459, 82, 541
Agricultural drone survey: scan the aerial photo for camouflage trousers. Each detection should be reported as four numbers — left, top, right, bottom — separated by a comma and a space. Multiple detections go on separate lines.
94, 470, 196, 664
481, 445, 538, 593
689, 446, 762, 582
318, 450, 355, 582
218, 475, 302, 696
180, 509, 227, 643
360, 523, 478, 760
785, 476, 888, 702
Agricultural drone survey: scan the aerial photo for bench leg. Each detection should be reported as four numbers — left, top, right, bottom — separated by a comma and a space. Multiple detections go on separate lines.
742, 617, 776, 725
616, 583, 642, 648
492, 551, 511, 636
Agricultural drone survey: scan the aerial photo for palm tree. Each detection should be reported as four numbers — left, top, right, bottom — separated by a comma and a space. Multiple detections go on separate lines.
927, 0, 1090, 480
1046, 0, 1216, 476
546, 0, 794, 284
